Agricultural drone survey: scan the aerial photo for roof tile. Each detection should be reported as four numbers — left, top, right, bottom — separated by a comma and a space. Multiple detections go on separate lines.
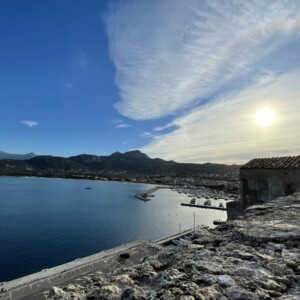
241, 156, 300, 169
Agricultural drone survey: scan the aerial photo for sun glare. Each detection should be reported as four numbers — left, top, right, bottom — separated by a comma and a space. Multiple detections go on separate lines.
255, 108, 276, 127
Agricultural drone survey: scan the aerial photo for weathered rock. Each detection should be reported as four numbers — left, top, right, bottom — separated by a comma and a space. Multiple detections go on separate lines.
121, 286, 146, 299
48, 285, 86, 300
217, 275, 235, 287
46, 194, 300, 300
98, 284, 121, 299
225, 287, 259, 300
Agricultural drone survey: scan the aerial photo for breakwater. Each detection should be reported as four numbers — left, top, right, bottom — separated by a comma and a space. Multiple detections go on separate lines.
134, 186, 162, 201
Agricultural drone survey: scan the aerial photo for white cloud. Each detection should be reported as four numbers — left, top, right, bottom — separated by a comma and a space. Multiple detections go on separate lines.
104, 0, 300, 120
140, 131, 154, 138
115, 123, 131, 129
153, 122, 176, 132
141, 68, 300, 164
20, 120, 38, 127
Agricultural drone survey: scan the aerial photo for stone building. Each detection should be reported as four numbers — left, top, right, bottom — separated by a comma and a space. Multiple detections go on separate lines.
240, 155, 300, 209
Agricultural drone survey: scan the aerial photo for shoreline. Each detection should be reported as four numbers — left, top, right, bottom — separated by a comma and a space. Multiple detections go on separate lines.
48, 194, 300, 299
0, 229, 196, 300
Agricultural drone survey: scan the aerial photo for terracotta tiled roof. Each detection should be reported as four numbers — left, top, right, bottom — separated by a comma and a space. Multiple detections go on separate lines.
241, 156, 300, 169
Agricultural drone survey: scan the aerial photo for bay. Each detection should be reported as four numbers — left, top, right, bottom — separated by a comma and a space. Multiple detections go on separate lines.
0, 176, 226, 281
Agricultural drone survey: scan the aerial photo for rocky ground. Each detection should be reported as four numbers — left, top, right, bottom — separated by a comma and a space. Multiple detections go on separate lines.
47, 194, 300, 300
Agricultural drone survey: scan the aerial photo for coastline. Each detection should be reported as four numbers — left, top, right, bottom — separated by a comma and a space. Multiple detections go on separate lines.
0, 229, 195, 300
3, 194, 298, 299
47, 193, 300, 299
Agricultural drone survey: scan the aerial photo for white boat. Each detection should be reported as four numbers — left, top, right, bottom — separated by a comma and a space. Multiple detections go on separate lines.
190, 198, 196, 205
204, 199, 211, 206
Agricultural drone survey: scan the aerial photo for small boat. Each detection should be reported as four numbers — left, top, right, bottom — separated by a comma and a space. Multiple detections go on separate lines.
204, 199, 211, 206
85, 187, 92, 190
190, 198, 196, 205
219, 202, 224, 208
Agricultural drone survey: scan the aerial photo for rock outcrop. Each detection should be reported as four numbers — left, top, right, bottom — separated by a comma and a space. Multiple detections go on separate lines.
47, 194, 300, 299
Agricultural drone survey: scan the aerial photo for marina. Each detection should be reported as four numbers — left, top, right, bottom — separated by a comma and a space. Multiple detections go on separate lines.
0, 177, 227, 282
171, 185, 238, 202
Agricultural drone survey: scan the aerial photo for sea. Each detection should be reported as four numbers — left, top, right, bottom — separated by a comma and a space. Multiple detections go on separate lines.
0, 176, 227, 281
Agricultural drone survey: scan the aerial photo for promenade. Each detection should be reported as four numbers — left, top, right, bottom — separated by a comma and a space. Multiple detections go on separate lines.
0, 240, 161, 300
0, 226, 195, 300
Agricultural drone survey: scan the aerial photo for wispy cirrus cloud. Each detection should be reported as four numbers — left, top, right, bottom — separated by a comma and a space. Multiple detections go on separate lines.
141, 68, 300, 163
140, 131, 154, 138
115, 123, 131, 129
104, 0, 300, 163
153, 123, 176, 132
112, 119, 131, 129
20, 120, 38, 127
104, 0, 300, 121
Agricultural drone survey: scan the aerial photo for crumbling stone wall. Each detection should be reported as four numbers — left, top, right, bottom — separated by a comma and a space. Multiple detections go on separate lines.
240, 168, 300, 209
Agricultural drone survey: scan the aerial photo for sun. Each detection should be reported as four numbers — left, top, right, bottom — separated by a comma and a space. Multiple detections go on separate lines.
255, 108, 276, 127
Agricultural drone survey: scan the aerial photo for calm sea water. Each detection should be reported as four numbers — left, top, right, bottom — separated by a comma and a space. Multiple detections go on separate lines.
0, 176, 226, 281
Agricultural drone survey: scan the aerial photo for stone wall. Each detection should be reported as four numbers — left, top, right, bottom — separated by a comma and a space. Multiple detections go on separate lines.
240, 168, 300, 209
226, 200, 242, 220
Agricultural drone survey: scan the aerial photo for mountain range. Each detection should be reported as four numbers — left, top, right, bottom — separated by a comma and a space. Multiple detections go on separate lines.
0, 150, 239, 177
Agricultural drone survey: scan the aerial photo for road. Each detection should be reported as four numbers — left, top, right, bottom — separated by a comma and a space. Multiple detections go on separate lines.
0, 241, 161, 300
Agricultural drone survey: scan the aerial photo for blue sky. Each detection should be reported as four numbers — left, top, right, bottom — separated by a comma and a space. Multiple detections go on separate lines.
1, 0, 300, 163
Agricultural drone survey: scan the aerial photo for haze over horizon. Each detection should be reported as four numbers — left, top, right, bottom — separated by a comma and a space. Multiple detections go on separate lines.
1, 0, 300, 164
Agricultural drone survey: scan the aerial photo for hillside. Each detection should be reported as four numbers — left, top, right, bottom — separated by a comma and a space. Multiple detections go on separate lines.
0, 150, 239, 178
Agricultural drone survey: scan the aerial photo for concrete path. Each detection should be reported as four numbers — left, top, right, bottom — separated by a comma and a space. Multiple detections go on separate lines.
0, 240, 160, 300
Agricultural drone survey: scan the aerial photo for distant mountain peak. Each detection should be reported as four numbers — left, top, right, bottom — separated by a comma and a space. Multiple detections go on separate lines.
110, 151, 122, 157
124, 150, 149, 159
0, 150, 37, 160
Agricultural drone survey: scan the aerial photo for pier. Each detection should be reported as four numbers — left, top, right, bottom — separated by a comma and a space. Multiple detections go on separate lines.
181, 202, 227, 211
134, 186, 162, 201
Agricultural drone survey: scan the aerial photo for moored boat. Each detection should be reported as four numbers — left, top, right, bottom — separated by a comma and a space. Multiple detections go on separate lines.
204, 199, 211, 206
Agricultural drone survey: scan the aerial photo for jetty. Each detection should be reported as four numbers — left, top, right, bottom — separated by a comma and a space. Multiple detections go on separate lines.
181, 202, 227, 211
134, 186, 162, 201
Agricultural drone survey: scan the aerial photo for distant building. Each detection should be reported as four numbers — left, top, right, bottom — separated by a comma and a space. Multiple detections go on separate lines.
240, 156, 300, 209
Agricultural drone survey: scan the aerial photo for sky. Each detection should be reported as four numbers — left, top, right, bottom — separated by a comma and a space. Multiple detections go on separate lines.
1, 0, 300, 164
